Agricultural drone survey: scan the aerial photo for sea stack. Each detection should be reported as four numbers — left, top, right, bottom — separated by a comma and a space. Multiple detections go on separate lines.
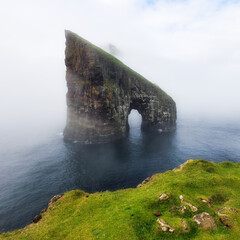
63, 30, 177, 144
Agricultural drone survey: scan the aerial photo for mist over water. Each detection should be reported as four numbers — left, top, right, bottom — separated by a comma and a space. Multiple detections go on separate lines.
0, 111, 240, 232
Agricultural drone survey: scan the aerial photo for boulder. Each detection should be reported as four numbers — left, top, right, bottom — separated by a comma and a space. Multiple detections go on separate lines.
193, 212, 217, 230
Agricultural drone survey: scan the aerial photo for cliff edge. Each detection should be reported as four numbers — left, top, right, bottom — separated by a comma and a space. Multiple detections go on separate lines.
1, 160, 240, 239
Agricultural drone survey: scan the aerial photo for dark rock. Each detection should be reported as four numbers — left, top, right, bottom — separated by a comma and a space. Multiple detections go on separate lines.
193, 212, 217, 230
219, 216, 232, 228
40, 207, 48, 215
48, 194, 63, 206
63, 30, 177, 144
32, 214, 42, 224
137, 177, 151, 188
32, 194, 64, 224
153, 211, 162, 217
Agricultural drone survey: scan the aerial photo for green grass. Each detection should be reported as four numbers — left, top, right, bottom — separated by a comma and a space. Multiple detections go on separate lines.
1, 159, 240, 239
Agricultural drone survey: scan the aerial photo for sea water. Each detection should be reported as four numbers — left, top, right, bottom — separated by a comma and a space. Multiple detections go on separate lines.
0, 115, 240, 232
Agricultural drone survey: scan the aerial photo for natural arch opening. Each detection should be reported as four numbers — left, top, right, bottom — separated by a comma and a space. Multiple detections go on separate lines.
128, 109, 142, 130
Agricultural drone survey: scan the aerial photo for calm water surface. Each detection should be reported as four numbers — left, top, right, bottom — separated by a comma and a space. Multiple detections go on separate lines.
0, 116, 240, 232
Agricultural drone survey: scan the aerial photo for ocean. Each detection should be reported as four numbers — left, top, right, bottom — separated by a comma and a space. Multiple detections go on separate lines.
0, 113, 240, 232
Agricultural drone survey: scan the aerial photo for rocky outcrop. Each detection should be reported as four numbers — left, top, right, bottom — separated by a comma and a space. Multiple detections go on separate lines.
31, 194, 64, 224
63, 30, 177, 144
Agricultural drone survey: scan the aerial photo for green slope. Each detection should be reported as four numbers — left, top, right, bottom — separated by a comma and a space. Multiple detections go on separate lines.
1, 159, 240, 240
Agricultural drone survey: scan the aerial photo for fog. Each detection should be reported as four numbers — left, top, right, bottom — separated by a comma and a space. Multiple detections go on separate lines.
1, 0, 240, 140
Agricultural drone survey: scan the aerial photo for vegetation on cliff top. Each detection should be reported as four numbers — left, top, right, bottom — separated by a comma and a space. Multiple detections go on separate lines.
1, 159, 240, 240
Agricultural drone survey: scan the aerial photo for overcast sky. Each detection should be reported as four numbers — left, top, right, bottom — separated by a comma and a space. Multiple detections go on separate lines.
0, 0, 240, 133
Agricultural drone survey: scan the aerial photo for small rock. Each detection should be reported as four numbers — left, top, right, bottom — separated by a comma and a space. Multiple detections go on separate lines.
157, 218, 175, 232
40, 207, 48, 215
180, 195, 198, 212
159, 193, 169, 201
198, 197, 212, 206
48, 194, 63, 206
169, 205, 186, 214
32, 214, 42, 224
137, 177, 151, 188
32, 194, 64, 224
153, 211, 162, 217
193, 212, 217, 230
181, 219, 189, 232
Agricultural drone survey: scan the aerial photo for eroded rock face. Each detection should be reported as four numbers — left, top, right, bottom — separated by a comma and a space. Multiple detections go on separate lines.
64, 30, 177, 144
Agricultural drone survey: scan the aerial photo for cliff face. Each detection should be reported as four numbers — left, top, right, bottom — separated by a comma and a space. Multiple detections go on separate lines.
63, 30, 176, 144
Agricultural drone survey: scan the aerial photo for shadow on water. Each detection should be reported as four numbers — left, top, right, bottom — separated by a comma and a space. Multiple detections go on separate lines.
63, 129, 176, 193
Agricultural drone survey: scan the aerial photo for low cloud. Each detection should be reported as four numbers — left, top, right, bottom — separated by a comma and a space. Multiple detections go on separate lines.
0, 0, 240, 131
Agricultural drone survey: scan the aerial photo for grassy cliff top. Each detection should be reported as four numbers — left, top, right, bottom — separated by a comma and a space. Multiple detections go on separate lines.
1, 159, 240, 240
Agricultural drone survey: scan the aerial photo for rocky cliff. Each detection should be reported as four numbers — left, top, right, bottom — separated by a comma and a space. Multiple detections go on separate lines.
63, 30, 176, 144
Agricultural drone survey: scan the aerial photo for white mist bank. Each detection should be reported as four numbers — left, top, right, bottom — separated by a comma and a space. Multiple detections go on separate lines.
0, 0, 240, 139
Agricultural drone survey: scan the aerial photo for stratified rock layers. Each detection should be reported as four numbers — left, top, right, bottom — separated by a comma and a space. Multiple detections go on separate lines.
64, 30, 177, 144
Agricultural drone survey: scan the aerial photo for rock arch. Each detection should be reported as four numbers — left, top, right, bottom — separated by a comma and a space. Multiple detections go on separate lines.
63, 30, 176, 144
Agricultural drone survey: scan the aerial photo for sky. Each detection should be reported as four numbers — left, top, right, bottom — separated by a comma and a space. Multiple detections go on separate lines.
0, 0, 240, 135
